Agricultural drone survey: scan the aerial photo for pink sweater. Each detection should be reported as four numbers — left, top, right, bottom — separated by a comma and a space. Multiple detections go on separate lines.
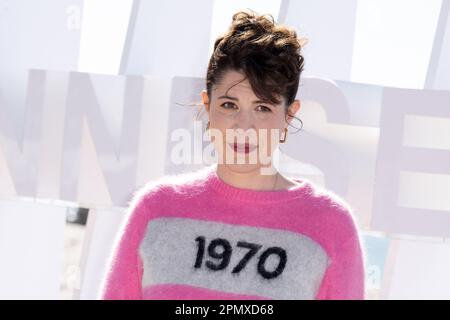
98, 163, 366, 300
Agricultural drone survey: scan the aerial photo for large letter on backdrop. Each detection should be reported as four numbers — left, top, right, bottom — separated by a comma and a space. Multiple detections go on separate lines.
372, 87, 450, 237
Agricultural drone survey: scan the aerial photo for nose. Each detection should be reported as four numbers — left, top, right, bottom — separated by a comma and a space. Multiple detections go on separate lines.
231, 112, 258, 143
233, 110, 256, 132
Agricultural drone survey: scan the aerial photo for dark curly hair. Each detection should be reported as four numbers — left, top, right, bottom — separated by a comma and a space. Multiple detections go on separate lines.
203, 9, 306, 131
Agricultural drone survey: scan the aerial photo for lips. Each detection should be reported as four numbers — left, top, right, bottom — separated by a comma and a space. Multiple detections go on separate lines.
229, 142, 257, 153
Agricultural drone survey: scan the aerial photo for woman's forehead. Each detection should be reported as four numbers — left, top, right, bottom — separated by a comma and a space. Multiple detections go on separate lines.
214, 72, 254, 96
212, 69, 284, 106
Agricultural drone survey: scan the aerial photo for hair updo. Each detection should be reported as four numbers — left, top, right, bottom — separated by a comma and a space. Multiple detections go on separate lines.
205, 9, 306, 129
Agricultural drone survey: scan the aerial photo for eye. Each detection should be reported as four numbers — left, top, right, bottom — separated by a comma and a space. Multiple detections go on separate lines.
256, 105, 272, 113
220, 102, 237, 110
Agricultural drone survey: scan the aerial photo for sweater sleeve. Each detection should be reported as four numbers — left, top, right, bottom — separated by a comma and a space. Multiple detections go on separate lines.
98, 192, 150, 300
315, 211, 366, 300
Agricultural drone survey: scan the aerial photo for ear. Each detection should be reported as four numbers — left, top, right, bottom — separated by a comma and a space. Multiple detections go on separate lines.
201, 90, 210, 114
286, 99, 300, 124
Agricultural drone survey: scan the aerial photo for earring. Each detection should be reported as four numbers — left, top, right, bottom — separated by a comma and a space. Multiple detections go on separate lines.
205, 121, 210, 132
279, 128, 288, 143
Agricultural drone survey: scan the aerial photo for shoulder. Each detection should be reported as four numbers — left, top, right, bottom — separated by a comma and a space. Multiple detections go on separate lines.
303, 180, 360, 239
300, 181, 365, 268
127, 165, 214, 208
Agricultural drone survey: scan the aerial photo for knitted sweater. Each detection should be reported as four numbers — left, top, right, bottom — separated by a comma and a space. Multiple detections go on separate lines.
98, 163, 365, 300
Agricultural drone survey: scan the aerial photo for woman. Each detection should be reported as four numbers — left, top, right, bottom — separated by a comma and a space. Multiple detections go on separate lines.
99, 10, 365, 300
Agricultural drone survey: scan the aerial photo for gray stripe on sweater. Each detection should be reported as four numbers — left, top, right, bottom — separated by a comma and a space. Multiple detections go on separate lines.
139, 217, 330, 299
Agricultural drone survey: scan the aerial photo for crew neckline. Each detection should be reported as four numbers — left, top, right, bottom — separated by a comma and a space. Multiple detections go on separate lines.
203, 163, 309, 203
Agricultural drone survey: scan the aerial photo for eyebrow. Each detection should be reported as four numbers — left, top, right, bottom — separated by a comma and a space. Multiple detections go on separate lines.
218, 94, 274, 105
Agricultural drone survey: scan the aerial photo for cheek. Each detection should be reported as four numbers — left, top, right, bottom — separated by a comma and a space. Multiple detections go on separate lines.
257, 128, 280, 154
209, 107, 233, 127
255, 114, 285, 151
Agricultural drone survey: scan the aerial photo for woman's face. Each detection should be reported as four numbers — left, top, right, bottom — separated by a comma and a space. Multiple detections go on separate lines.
201, 69, 300, 174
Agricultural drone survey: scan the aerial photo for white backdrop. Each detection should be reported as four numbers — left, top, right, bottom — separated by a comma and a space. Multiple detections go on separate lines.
0, 0, 449, 299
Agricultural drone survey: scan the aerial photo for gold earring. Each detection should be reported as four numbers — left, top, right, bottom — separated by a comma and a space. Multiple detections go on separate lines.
279, 128, 288, 143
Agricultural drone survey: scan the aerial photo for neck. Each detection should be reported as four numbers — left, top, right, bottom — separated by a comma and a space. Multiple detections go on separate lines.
216, 164, 280, 191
